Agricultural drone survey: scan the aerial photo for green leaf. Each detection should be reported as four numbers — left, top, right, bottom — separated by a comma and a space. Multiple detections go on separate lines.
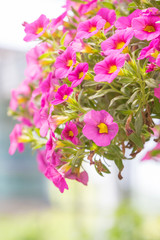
109, 96, 128, 108
114, 159, 124, 180
135, 110, 143, 135
154, 96, 160, 113
145, 78, 159, 88
71, 7, 80, 18
127, 90, 139, 104
102, 2, 115, 9
89, 89, 117, 100
71, 0, 87, 3
60, 31, 69, 46
128, 133, 143, 148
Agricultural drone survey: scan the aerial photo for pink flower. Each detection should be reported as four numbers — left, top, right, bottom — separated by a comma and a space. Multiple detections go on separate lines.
115, 9, 141, 30
54, 47, 76, 79
50, 11, 67, 33
68, 62, 88, 88
132, 16, 160, 41
142, 7, 160, 17
45, 164, 69, 193
101, 29, 133, 55
154, 84, 160, 101
79, 0, 97, 15
24, 14, 50, 42
9, 81, 30, 111
9, 124, 25, 155
142, 143, 160, 161
138, 38, 160, 62
46, 133, 56, 160
25, 42, 49, 81
94, 54, 126, 83
65, 170, 88, 185
76, 15, 105, 39
82, 110, 119, 147
61, 122, 79, 145
97, 8, 116, 33
146, 62, 156, 72
36, 150, 48, 174
51, 84, 73, 105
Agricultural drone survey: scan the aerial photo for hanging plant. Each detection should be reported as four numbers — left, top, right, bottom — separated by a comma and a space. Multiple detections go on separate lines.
8, 0, 160, 193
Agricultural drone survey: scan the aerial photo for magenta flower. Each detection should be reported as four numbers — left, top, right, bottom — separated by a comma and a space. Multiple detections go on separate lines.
115, 9, 141, 30
76, 15, 105, 39
132, 16, 160, 41
54, 47, 76, 79
82, 110, 119, 147
146, 62, 156, 72
9, 81, 30, 111
65, 170, 88, 185
154, 84, 160, 101
97, 8, 116, 33
79, 0, 97, 15
36, 150, 48, 174
94, 54, 126, 83
138, 38, 160, 62
9, 124, 25, 155
51, 84, 73, 105
142, 143, 160, 162
45, 164, 69, 193
101, 29, 134, 55
24, 14, 50, 42
68, 62, 88, 88
25, 42, 49, 81
50, 11, 67, 34
61, 122, 79, 145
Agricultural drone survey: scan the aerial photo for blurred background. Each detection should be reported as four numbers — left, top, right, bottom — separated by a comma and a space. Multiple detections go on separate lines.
0, 1, 160, 239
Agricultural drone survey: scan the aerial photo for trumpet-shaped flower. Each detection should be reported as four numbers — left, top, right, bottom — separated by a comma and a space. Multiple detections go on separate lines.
101, 29, 134, 55
9, 124, 25, 155
51, 84, 73, 105
24, 14, 50, 42
45, 164, 69, 193
61, 122, 79, 145
68, 62, 88, 88
50, 11, 67, 33
115, 9, 141, 30
97, 8, 116, 33
66, 170, 88, 185
138, 38, 160, 62
54, 47, 76, 79
94, 54, 126, 83
25, 42, 49, 81
79, 0, 98, 15
82, 110, 119, 147
132, 16, 160, 41
76, 15, 105, 39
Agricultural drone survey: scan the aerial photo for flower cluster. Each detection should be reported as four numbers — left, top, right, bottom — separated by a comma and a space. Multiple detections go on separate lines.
8, 0, 160, 193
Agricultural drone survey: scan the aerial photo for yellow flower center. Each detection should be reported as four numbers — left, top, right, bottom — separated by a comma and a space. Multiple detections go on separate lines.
68, 131, 74, 137
151, 50, 159, 58
144, 25, 155, 32
104, 21, 111, 29
116, 41, 125, 49
97, 123, 108, 134
63, 95, 68, 100
67, 59, 73, 67
89, 26, 97, 33
36, 27, 44, 34
79, 72, 84, 79
17, 97, 26, 104
108, 65, 117, 74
